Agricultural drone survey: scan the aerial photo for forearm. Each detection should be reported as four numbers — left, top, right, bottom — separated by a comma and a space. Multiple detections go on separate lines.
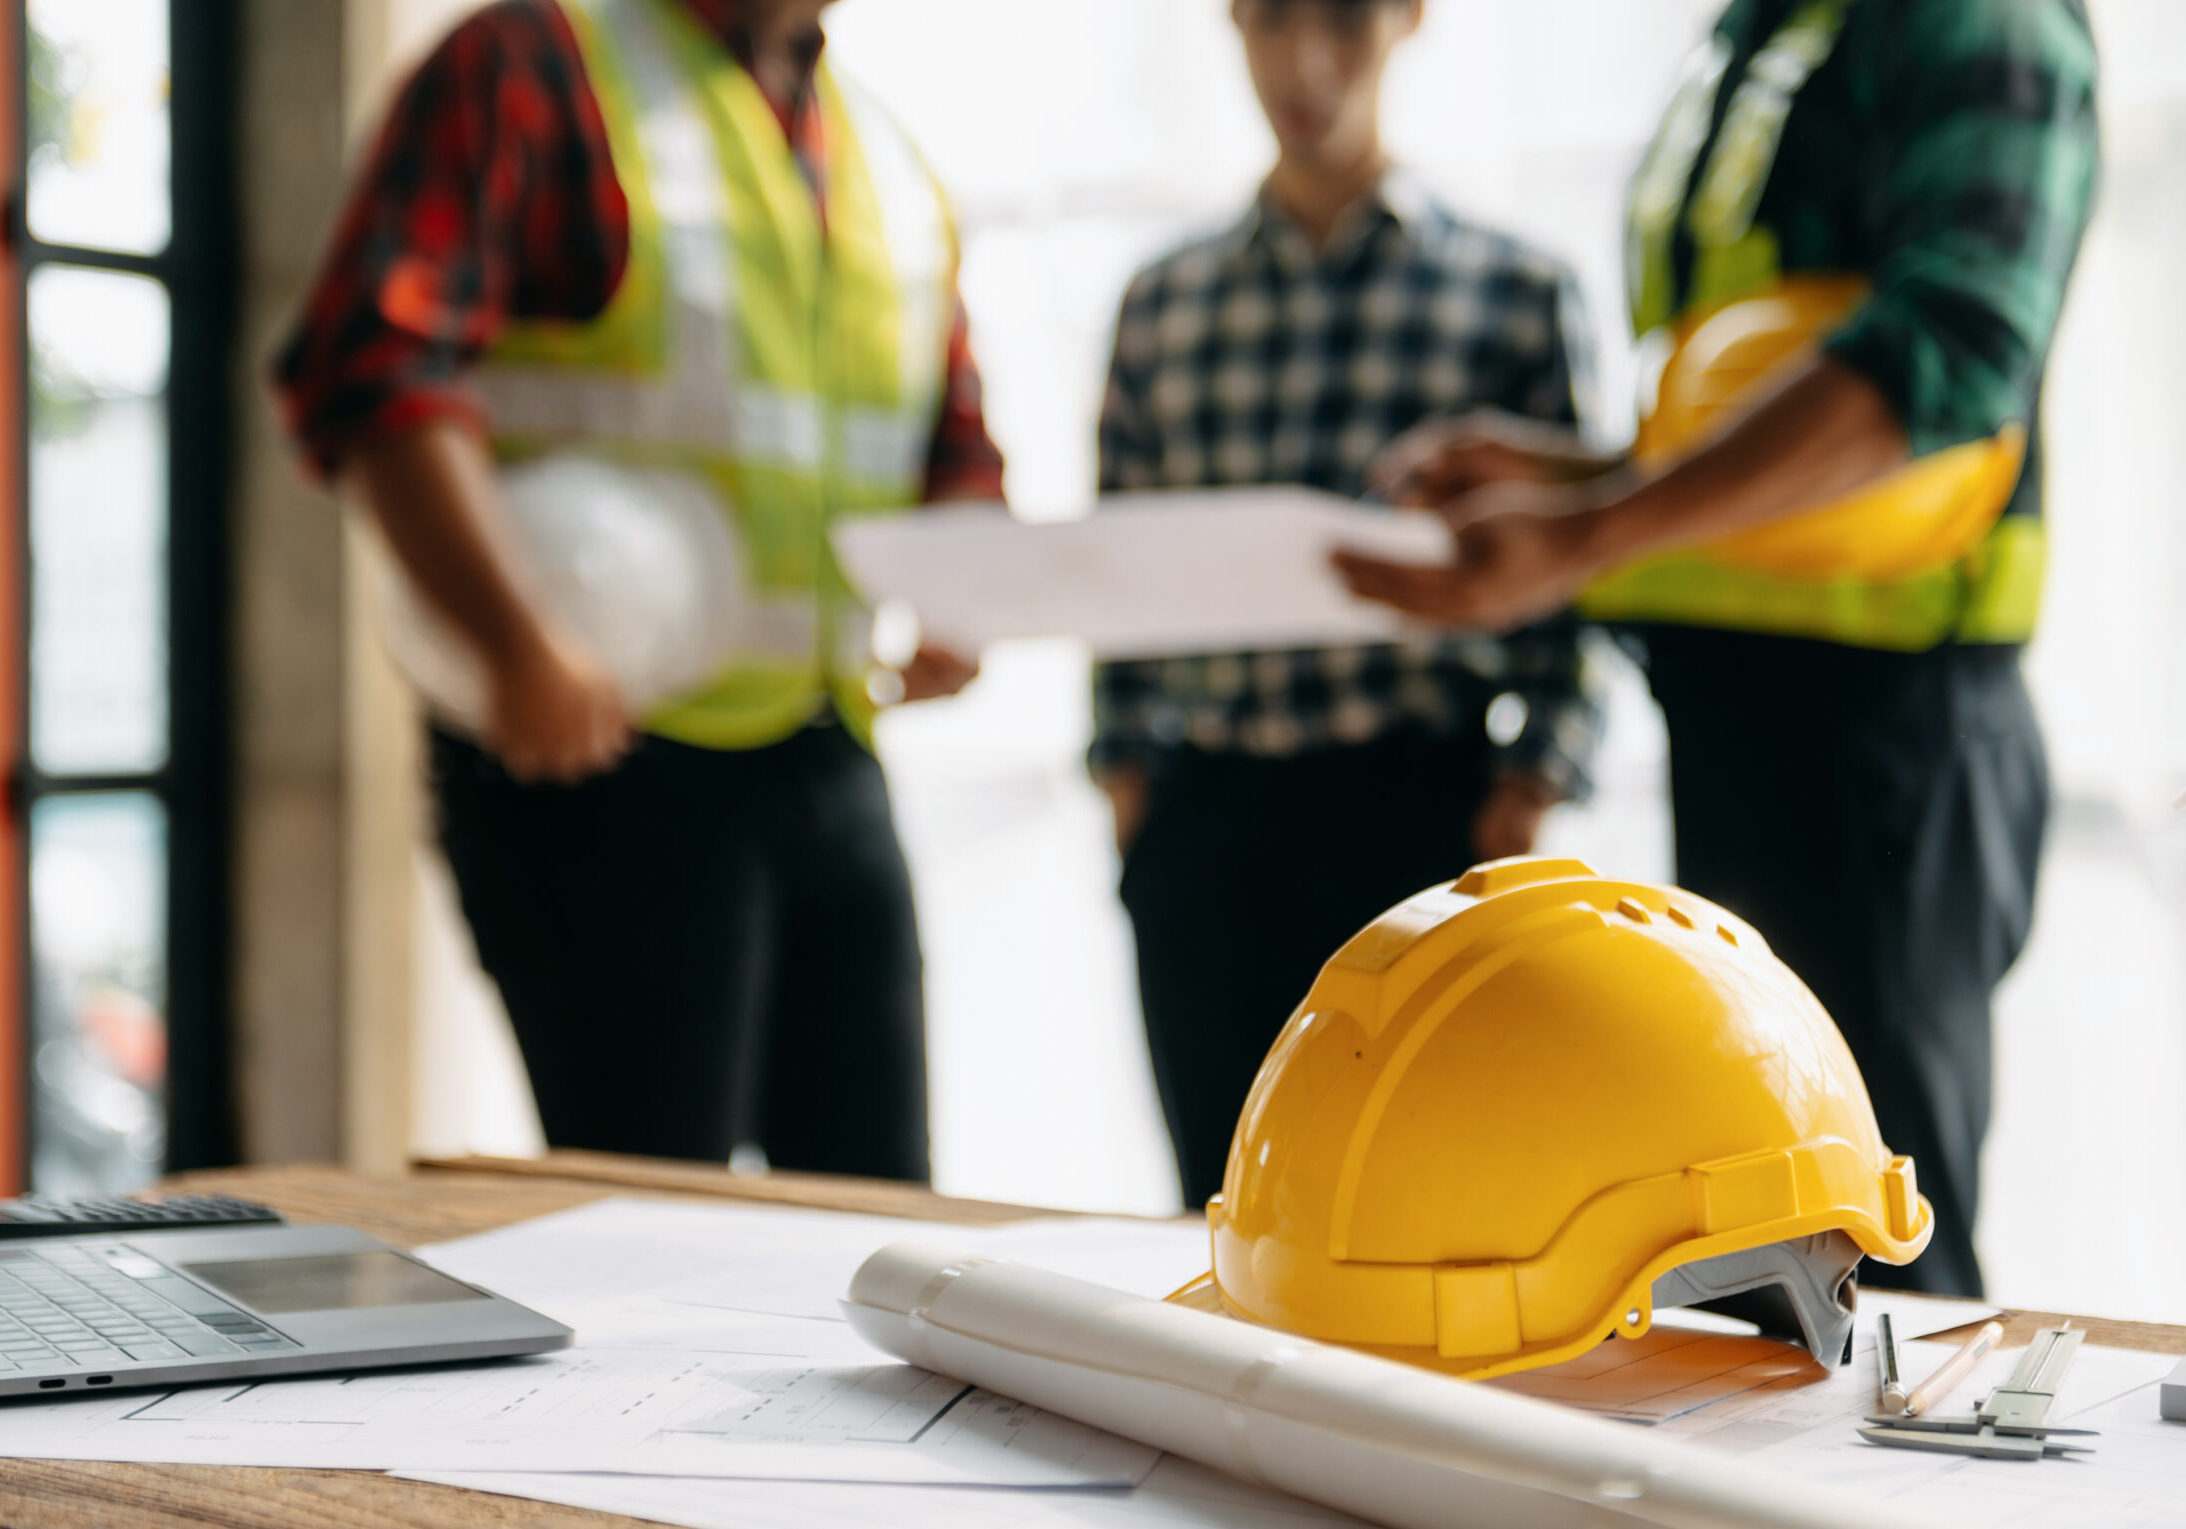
1574, 356, 1908, 566
1533, 441, 1627, 484
335, 418, 548, 669
1484, 411, 1626, 484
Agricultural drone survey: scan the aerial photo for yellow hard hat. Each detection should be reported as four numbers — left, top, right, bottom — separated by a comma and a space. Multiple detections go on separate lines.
1168, 855, 1932, 1382
1635, 274, 2024, 582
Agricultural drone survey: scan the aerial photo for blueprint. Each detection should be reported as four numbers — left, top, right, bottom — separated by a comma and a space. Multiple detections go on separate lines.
1661, 1332, 2184, 1522
407, 1452, 1367, 1529
0, 1197, 1177, 1482
0, 1340, 1155, 1481
4, 1189, 2175, 1526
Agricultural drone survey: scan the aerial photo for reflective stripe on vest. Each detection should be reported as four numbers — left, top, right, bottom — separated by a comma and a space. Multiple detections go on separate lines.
475, 0, 955, 747
1579, 515, 2046, 650
481, 0, 735, 446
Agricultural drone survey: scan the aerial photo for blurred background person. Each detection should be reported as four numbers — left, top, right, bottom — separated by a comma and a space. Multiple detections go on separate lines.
274, 0, 997, 1179
1340, 0, 2098, 1294
1092, 0, 1603, 1207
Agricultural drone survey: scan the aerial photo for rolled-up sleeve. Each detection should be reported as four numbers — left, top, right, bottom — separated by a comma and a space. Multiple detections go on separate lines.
270, 0, 626, 481
920, 296, 1008, 502
1821, 0, 2099, 455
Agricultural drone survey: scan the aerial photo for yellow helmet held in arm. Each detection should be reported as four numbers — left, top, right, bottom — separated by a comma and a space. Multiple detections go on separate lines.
1637, 274, 2025, 582
1169, 856, 1931, 1382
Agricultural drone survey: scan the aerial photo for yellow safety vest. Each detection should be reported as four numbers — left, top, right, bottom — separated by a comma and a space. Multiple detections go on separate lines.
1584, 0, 2043, 650
476, 0, 957, 746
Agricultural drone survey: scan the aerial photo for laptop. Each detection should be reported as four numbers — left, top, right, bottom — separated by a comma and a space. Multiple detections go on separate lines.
0, 1222, 572, 1399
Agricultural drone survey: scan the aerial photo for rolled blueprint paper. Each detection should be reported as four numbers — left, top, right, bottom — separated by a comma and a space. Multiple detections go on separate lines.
843, 1244, 1948, 1529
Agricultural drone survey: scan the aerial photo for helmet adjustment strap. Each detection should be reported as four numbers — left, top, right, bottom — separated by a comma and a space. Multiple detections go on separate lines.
1648, 1230, 1863, 1368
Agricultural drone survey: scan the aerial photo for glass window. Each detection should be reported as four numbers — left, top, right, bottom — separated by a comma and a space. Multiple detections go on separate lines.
24, 0, 172, 256
28, 265, 171, 777
29, 793, 168, 1196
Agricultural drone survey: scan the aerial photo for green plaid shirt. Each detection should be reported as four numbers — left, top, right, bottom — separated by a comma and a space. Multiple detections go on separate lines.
1636, 0, 2099, 521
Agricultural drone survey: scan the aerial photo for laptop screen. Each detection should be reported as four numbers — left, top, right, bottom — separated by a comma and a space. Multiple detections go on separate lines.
179, 1251, 491, 1315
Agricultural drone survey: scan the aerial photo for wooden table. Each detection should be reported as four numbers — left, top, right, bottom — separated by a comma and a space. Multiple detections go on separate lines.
4, 1153, 2182, 1528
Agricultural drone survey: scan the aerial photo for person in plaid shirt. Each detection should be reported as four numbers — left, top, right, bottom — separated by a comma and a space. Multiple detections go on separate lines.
1343, 0, 2099, 1294
274, 0, 1001, 1179
1093, 0, 1603, 1208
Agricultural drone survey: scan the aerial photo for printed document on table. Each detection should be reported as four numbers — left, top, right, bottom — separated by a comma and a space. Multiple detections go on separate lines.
1956, 1367, 2186, 1527
405, 1452, 1367, 1529
831, 489, 1454, 659
0, 1190, 2030, 1493
412, 1194, 1207, 1326
1860, 1290, 2006, 1341
1665, 1336, 2186, 1522
0, 1344, 1154, 1481
0, 1197, 1168, 1483
659, 1214, 1211, 1323
418, 1195, 958, 1332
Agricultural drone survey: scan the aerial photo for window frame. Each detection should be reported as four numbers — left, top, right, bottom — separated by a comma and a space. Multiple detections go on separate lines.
6, 0, 237, 1189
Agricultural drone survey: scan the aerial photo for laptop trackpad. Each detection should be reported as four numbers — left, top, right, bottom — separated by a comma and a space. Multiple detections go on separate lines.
178, 1251, 492, 1315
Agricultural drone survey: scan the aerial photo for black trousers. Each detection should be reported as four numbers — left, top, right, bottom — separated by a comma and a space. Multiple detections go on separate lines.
1642, 628, 2047, 1298
1122, 726, 1494, 1206
429, 723, 930, 1180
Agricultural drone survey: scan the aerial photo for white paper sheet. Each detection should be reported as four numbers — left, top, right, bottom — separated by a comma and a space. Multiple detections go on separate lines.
1958, 1370, 2186, 1526
402, 1195, 933, 1347
0, 1186, 2118, 1525
0, 1342, 1153, 1481
831, 490, 1453, 659
659, 1209, 1211, 1322
404, 1453, 1368, 1529
1861, 1291, 2006, 1342
844, 1241, 1954, 1529
1661, 1333, 2185, 1521
400, 1301, 2186, 1529
0, 1198, 1160, 1485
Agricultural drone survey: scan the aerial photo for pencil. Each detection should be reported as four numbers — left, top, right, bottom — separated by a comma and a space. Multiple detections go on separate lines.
1903, 1321, 2004, 1417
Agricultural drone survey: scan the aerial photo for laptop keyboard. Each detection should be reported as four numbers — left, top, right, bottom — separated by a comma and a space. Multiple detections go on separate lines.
0, 1245, 297, 1372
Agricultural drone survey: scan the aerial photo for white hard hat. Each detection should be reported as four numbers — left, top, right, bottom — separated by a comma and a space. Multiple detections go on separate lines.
375, 453, 748, 732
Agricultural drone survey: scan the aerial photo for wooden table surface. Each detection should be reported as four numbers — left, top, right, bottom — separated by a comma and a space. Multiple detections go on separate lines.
3, 1153, 2182, 1528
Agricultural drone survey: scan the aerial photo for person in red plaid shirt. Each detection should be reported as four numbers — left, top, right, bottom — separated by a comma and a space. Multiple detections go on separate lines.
275, 0, 1001, 1180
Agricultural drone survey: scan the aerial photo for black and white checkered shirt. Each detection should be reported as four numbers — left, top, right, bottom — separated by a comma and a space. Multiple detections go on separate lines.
1090, 172, 1601, 792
